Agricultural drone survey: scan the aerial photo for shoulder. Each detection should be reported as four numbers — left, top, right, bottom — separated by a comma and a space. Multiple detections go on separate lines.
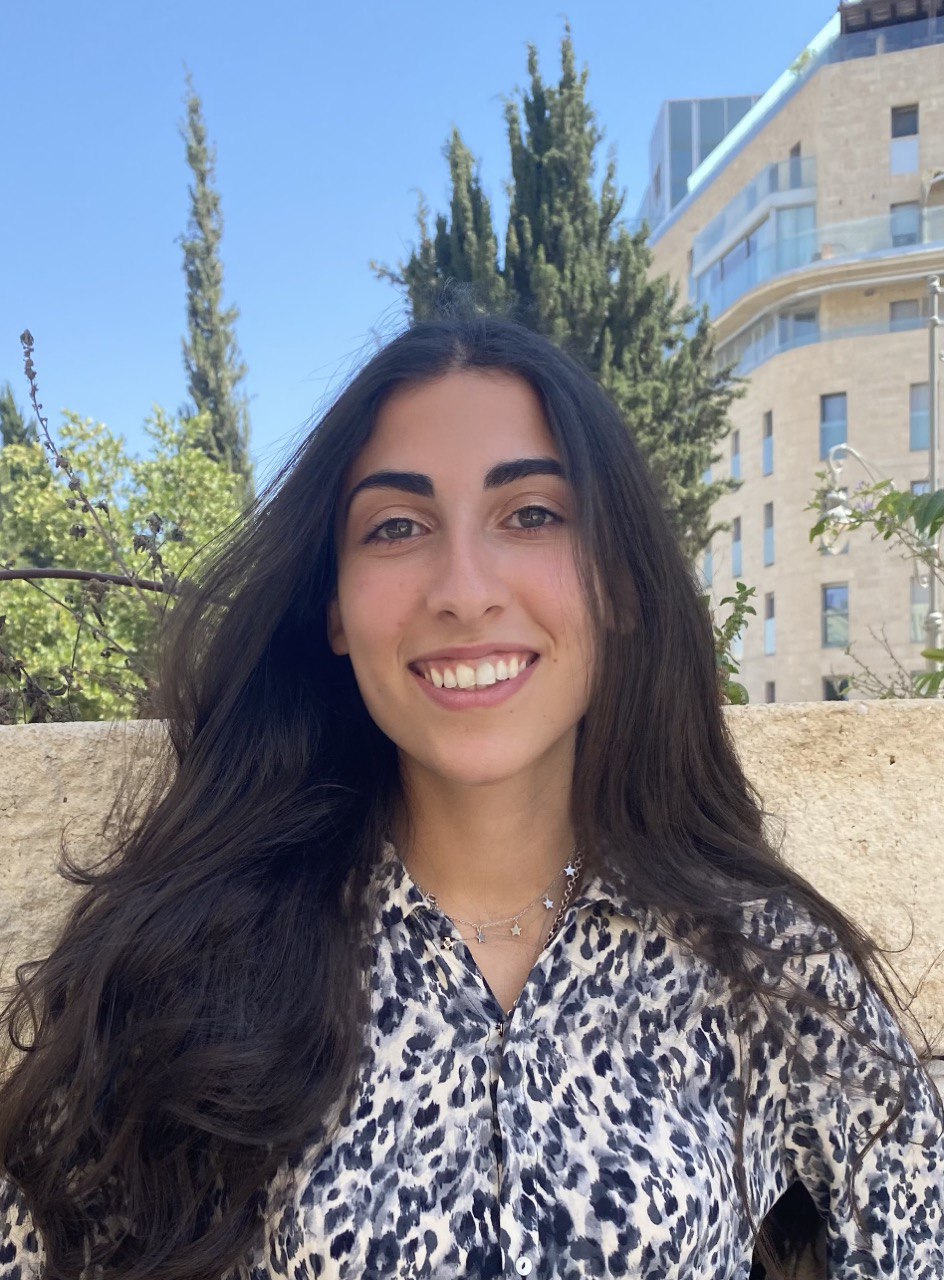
644, 888, 840, 988
723, 892, 937, 1107
647, 888, 910, 1049
732, 888, 839, 956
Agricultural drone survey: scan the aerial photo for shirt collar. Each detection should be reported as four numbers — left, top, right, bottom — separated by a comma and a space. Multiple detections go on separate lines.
361, 839, 650, 939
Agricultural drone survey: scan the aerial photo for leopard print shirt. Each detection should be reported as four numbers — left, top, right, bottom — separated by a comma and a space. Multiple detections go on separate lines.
2, 843, 942, 1279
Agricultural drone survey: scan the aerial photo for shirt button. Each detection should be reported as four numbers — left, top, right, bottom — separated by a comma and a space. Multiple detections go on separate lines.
514, 1260, 533, 1275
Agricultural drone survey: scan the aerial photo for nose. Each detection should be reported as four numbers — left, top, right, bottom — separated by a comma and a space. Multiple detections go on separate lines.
423, 526, 511, 624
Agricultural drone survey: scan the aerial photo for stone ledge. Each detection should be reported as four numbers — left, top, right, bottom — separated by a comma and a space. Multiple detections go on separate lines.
1, 705, 942, 1039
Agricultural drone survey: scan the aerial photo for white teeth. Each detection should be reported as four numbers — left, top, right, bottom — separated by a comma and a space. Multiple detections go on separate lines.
418, 654, 536, 690
455, 663, 477, 689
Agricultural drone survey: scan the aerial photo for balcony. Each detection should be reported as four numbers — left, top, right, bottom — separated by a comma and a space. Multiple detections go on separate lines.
717, 310, 930, 377
696, 205, 944, 321
693, 155, 817, 266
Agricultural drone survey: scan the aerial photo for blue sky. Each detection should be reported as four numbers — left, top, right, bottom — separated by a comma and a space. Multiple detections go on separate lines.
2, 0, 833, 488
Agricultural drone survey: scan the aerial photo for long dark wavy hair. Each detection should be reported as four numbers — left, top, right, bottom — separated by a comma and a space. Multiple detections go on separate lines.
1, 307, 940, 1280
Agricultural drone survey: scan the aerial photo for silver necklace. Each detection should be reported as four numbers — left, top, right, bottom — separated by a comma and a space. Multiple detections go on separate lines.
411, 848, 583, 944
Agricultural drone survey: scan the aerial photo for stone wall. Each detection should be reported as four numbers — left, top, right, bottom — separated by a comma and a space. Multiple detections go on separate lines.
1, 705, 942, 1045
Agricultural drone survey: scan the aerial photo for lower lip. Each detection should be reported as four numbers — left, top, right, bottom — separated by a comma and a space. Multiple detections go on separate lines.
409, 659, 538, 709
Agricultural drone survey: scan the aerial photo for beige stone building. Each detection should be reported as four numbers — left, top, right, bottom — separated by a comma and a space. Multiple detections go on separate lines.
637, 2, 944, 703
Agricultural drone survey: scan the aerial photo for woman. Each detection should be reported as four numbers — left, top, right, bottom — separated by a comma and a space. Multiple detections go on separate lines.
1, 309, 941, 1280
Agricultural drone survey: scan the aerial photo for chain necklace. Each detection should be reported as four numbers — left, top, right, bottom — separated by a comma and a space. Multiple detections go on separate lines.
411, 848, 584, 945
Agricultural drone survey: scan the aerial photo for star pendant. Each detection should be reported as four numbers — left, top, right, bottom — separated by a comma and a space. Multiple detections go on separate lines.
564, 863, 577, 878
510, 922, 522, 936
543, 896, 554, 910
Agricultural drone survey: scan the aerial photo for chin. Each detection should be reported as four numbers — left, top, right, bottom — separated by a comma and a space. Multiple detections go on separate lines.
403, 736, 573, 790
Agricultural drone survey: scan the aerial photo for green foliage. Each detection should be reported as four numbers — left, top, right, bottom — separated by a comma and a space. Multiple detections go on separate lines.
705, 581, 757, 705
807, 474, 944, 698
0, 382, 39, 447
910, 660, 944, 698
179, 74, 254, 504
808, 477, 944, 552
789, 48, 815, 79
0, 408, 246, 722
373, 27, 745, 562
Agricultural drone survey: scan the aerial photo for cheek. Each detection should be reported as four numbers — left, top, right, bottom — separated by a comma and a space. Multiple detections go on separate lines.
537, 549, 592, 631
338, 567, 416, 660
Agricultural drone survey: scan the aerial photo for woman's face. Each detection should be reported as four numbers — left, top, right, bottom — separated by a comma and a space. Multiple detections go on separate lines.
329, 369, 595, 790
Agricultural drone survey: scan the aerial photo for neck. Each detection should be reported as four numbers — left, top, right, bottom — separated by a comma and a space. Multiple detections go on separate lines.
392, 759, 576, 921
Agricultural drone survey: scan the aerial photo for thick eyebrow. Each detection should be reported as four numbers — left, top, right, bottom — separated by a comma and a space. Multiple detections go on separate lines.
343, 456, 565, 520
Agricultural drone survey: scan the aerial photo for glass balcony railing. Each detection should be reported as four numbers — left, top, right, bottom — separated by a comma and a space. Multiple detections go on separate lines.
697, 205, 944, 320
692, 155, 817, 265
717, 312, 931, 377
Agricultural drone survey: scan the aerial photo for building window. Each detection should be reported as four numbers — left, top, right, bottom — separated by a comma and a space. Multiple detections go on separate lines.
788, 141, 802, 187
890, 105, 919, 174
764, 592, 775, 655
702, 546, 713, 589
910, 383, 930, 451
912, 479, 931, 496
732, 517, 742, 577
820, 393, 847, 460
891, 105, 918, 137
762, 411, 773, 475
890, 299, 921, 331
823, 676, 850, 701
731, 628, 744, 662
764, 680, 776, 703
890, 201, 920, 247
763, 502, 775, 566
911, 577, 929, 644
822, 583, 849, 648
731, 429, 741, 480
702, 463, 712, 484
777, 308, 819, 350
776, 204, 817, 272
697, 99, 727, 161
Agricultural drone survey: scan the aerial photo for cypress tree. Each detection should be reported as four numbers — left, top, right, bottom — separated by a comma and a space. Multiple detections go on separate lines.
375, 29, 742, 560
0, 382, 39, 447
179, 75, 254, 502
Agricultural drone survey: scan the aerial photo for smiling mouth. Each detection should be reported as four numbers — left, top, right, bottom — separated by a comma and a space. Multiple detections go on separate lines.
409, 653, 538, 690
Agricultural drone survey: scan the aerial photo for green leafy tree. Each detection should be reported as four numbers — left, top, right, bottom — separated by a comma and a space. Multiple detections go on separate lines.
374, 28, 744, 562
179, 74, 254, 504
0, 404, 247, 723
0, 382, 48, 566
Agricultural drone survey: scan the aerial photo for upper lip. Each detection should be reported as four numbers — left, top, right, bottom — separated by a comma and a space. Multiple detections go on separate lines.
408, 643, 539, 665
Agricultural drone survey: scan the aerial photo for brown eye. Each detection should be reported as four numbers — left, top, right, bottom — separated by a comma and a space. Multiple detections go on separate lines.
510, 506, 562, 531
365, 517, 420, 544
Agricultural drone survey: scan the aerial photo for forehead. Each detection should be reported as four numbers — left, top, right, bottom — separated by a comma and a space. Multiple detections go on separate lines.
350, 370, 558, 480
